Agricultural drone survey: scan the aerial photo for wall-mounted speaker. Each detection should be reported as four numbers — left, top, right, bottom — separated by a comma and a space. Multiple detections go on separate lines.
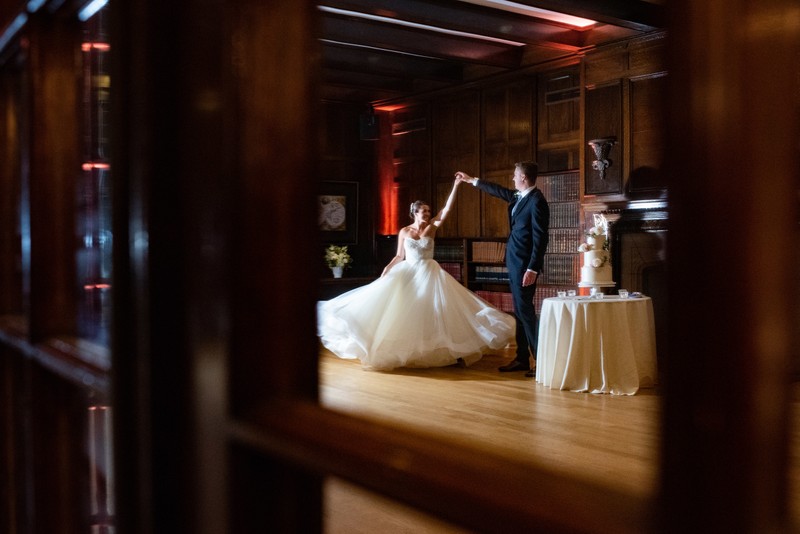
359, 112, 380, 141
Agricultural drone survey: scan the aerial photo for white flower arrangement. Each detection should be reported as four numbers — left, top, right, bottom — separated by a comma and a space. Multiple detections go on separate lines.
591, 257, 606, 268
324, 244, 352, 268
584, 214, 611, 252
585, 225, 606, 238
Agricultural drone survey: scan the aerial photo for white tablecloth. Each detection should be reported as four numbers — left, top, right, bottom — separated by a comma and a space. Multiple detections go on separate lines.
535, 296, 658, 395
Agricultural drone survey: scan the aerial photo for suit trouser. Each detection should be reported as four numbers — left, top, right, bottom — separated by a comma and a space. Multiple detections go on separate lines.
511, 279, 538, 363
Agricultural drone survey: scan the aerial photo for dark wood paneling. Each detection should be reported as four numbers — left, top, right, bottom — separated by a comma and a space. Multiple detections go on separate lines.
483, 88, 507, 148
584, 82, 623, 195
482, 82, 534, 173
319, 102, 376, 274
628, 33, 667, 77
480, 172, 511, 238
30, 367, 89, 534
538, 67, 580, 145
392, 104, 431, 232
431, 91, 480, 237
584, 43, 628, 86
582, 32, 666, 200
0, 64, 22, 314
321, 102, 364, 160
480, 82, 533, 237
537, 147, 580, 173
629, 74, 667, 193
26, 12, 81, 340
663, 0, 798, 530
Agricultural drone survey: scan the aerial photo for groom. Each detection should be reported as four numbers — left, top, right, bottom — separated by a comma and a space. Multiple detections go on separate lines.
456, 162, 549, 376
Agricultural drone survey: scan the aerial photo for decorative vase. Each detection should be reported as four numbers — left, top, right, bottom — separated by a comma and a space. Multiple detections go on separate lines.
331, 266, 343, 278
587, 137, 616, 180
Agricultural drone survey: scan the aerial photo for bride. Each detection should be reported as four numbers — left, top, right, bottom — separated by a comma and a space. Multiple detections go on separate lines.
317, 178, 515, 371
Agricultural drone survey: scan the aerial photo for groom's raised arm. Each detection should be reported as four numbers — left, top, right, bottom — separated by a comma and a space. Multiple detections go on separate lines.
456, 172, 514, 203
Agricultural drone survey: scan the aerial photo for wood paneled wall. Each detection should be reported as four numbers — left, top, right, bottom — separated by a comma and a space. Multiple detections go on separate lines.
319, 102, 376, 275
26, 12, 81, 340
0, 63, 22, 314
431, 91, 480, 237
537, 66, 581, 172
380, 32, 666, 247
583, 33, 668, 200
481, 82, 536, 237
332, 32, 668, 273
388, 104, 431, 233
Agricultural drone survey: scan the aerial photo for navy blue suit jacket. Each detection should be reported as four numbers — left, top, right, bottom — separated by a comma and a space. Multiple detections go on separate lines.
475, 180, 549, 281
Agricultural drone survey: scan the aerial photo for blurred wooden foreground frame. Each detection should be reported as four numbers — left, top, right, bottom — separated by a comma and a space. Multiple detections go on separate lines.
108, 1, 800, 533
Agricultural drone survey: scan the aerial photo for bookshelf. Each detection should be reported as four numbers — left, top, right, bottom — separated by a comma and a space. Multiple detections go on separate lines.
536, 170, 581, 307
432, 237, 465, 283
465, 237, 514, 313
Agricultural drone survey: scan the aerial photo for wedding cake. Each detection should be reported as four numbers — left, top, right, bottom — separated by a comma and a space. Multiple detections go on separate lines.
578, 215, 613, 285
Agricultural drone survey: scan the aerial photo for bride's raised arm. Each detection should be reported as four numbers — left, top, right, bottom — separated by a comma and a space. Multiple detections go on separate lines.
422, 179, 460, 237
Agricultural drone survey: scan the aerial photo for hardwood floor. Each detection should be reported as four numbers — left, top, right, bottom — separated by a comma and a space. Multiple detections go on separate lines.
319, 346, 663, 533
320, 347, 800, 532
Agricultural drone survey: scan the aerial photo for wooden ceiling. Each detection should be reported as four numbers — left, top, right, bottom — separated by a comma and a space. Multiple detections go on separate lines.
317, 0, 665, 106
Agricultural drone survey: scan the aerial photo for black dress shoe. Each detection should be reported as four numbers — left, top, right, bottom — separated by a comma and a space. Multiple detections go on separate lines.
498, 360, 530, 372
524, 369, 535, 378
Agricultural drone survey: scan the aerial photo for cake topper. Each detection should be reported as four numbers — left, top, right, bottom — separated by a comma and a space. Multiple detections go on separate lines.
592, 213, 609, 235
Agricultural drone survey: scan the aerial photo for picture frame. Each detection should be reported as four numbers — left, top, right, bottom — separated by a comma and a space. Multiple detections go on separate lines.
318, 181, 358, 244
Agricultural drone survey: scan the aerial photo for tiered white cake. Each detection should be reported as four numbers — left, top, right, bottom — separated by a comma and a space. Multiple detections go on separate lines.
578, 216, 613, 286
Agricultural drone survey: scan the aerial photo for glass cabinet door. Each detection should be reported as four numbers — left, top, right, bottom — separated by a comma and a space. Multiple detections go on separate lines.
77, 4, 111, 345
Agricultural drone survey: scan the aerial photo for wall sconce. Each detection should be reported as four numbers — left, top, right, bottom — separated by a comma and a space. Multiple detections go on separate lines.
588, 137, 616, 180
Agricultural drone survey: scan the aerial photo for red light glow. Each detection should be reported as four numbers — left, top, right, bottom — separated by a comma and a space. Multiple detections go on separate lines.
82, 162, 111, 171
374, 104, 405, 112
84, 284, 111, 290
81, 42, 110, 52
375, 110, 399, 235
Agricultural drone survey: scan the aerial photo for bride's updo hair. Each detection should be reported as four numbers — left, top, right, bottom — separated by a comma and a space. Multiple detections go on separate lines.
409, 200, 428, 219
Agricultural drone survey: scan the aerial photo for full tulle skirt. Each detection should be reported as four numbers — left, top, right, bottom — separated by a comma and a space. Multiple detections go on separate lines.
317, 259, 515, 371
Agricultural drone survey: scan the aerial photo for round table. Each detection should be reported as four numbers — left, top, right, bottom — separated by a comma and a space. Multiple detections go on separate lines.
535, 295, 658, 395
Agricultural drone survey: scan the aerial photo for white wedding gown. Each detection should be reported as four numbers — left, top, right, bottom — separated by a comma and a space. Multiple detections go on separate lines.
317, 236, 515, 371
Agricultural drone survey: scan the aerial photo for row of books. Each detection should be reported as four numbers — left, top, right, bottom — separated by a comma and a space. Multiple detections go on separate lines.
471, 240, 506, 262
475, 290, 514, 313
537, 172, 579, 202
540, 254, 581, 285
546, 228, 583, 254
434, 244, 464, 262
473, 265, 509, 282
475, 286, 566, 314
549, 201, 580, 228
439, 262, 462, 281
440, 230, 581, 264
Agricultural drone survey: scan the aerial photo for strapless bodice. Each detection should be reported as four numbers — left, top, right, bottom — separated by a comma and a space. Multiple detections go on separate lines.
404, 236, 434, 261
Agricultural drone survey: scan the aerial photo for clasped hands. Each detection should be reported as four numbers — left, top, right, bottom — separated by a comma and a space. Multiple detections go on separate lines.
454, 171, 476, 185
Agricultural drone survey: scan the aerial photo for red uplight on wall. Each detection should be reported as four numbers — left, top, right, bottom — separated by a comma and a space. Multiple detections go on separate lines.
375, 108, 399, 235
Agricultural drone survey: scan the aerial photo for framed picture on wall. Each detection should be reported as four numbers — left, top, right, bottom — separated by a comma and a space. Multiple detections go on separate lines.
318, 181, 358, 244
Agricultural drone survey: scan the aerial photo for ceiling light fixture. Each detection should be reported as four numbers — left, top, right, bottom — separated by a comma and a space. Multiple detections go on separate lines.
456, 0, 596, 29
319, 6, 526, 46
